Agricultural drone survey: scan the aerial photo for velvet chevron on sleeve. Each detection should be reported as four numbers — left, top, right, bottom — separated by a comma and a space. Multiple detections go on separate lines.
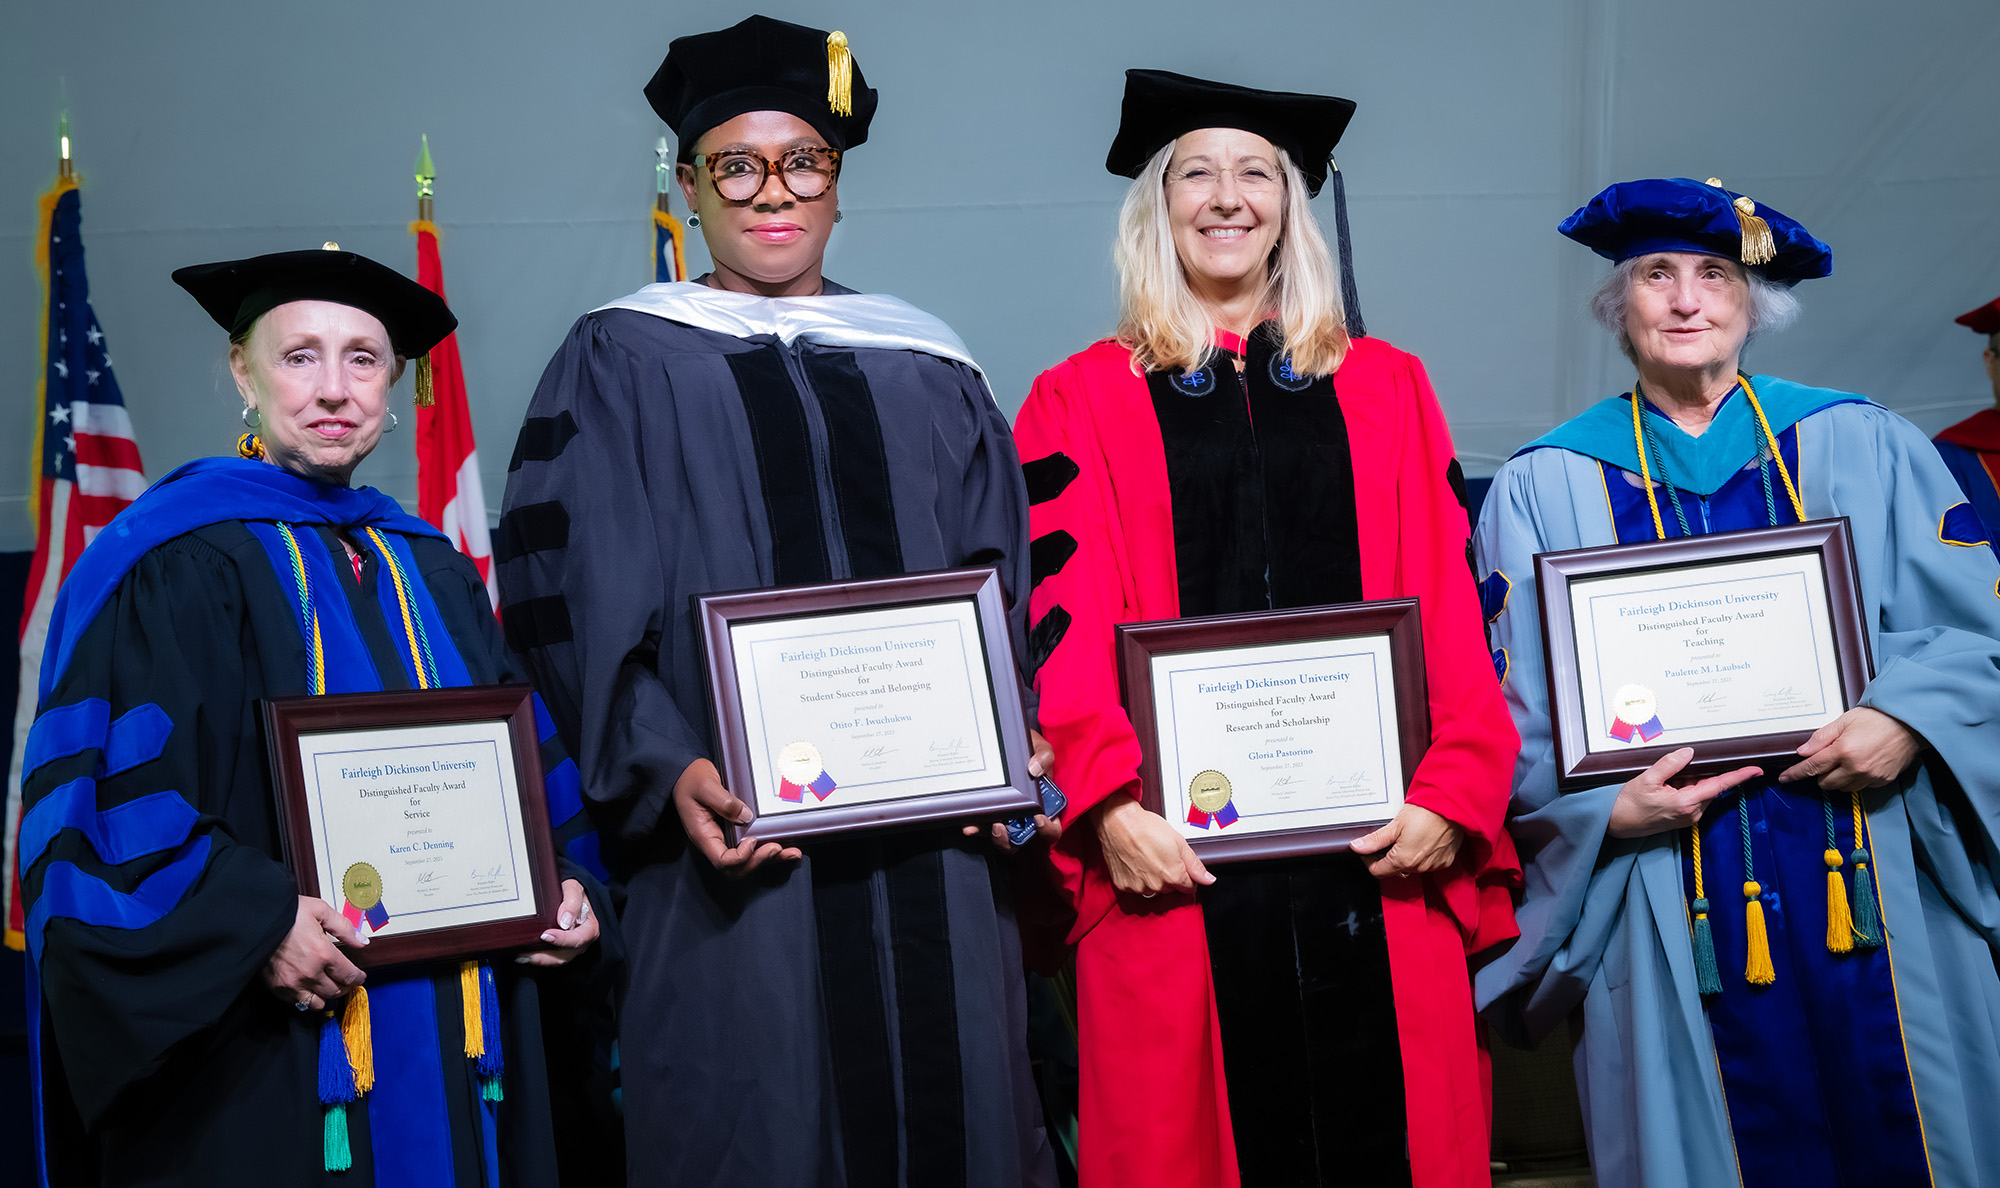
23, 533, 299, 1131
1014, 331, 1520, 1188
24, 455, 591, 1187
500, 287, 1054, 1188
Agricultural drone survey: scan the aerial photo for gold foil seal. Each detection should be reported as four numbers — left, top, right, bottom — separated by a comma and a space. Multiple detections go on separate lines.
342, 861, 383, 910
1188, 770, 1234, 814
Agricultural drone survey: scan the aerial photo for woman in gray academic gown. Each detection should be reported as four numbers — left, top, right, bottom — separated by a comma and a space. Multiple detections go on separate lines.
1475, 178, 2000, 1187
498, 15, 1057, 1188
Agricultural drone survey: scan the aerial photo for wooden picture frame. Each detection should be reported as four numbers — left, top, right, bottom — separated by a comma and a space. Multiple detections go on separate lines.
1535, 518, 1873, 790
696, 565, 1040, 845
262, 684, 561, 970
1117, 599, 1431, 863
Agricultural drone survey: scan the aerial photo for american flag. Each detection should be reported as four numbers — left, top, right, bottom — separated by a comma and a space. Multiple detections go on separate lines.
5, 181, 147, 948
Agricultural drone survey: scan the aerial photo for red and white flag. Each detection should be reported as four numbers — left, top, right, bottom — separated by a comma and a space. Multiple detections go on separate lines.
6, 178, 148, 948
410, 219, 496, 609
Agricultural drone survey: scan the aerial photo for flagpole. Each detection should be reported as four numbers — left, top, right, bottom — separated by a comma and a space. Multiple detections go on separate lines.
408, 137, 499, 610
416, 132, 434, 225
654, 137, 687, 283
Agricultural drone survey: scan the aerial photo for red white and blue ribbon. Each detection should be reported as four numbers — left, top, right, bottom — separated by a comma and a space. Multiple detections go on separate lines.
341, 898, 391, 933
1608, 715, 1664, 743
775, 741, 838, 803
778, 770, 838, 803
1607, 684, 1664, 744
1187, 801, 1239, 829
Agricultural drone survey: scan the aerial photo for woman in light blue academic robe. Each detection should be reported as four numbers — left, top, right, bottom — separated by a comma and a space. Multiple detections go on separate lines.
1474, 177, 2000, 1188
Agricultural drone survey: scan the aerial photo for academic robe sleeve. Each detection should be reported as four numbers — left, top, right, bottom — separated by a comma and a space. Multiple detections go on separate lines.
499, 316, 713, 852
20, 536, 298, 1126
1468, 451, 1634, 1047
1847, 410, 2000, 946
1383, 353, 1521, 934
1014, 359, 1143, 827
946, 363, 1039, 725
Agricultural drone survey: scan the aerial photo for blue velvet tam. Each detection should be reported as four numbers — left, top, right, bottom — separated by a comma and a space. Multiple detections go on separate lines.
1559, 177, 1832, 285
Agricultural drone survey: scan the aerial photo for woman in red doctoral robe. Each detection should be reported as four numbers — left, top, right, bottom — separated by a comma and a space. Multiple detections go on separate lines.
1014, 69, 1520, 1187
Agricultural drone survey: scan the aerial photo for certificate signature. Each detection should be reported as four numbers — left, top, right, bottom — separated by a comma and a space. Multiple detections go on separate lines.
924, 737, 972, 768
1326, 770, 1376, 800
856, 743, 900, 773
468, 862, 509, 895
1761, 684, 1814, 713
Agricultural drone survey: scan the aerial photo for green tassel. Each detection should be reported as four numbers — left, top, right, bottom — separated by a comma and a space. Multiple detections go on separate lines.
1691, 898, 1723, 995
324, 1102, 352, 1172
1851, 852, 1883, 948
480, 1073, 504, 1103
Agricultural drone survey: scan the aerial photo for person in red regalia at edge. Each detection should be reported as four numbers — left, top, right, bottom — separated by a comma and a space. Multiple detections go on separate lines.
1013, 70, 1521, 1187
1932, 293, 2000, 560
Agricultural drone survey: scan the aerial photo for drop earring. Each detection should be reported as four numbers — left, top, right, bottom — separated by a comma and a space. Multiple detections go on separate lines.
386, 411, 400, 433
241, 405, 260, 428
834, 209, 844, 224
686, 213, 701, 228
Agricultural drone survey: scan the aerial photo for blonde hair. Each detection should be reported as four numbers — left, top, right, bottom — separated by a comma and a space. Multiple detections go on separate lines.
1113, 140, 1350, 377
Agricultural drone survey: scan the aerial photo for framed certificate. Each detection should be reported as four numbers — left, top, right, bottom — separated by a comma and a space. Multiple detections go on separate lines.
1117, 600, 1429, 863
1536, 518, 1873, 789
262, 685, 561, 969
696, 566, 1041, 845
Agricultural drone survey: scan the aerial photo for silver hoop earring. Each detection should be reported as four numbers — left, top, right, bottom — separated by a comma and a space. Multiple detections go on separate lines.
241, 405, 260, 429
834, 209, 844, 224
386, 411, 400, 433
686, 213, 700, 228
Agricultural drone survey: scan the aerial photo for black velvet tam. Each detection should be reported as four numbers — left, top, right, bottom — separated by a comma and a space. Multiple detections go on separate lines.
1105, 68, 1356, 197
171, 248, 456, 355
646, 14, 879, 162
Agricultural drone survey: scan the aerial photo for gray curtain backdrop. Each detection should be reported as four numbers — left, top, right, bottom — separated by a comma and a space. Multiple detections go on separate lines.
3, 0, 1996, 550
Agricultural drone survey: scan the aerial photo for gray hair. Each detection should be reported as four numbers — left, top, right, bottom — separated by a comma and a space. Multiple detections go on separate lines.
1590, 255, 1801, 362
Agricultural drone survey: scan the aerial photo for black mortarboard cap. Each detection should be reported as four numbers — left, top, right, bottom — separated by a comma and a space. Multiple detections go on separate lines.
646, 15, 878, 163
1105, 69, 1355, 197
171, 246, 457, 357
1106, 69, 1369, 336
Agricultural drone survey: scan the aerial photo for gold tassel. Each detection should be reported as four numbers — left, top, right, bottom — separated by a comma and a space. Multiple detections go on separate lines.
1704, 179, 1776, 267
1732, 196, 1776, 266
1744, 881, 1776, 985
1825, 850, 1854, 954
460, 960, 484, 1058
414, 353, 435, 408
340, 985, 375, 1094
826, 32, 853, 117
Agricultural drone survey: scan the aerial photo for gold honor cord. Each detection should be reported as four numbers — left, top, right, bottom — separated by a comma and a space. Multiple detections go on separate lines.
1633, 377, 1877, 992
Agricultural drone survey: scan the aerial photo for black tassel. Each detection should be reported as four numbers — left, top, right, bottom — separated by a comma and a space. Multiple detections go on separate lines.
1328, 159, 1366, 339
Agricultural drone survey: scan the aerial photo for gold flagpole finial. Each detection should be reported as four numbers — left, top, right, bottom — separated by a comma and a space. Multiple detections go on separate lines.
415, 134, 436, 224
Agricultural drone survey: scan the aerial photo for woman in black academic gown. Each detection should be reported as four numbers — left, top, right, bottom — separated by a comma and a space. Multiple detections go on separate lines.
20, 247, 606, 1187
499, 15, 1058, 1188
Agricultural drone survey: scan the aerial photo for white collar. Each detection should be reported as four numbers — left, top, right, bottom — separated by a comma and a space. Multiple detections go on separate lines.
593, 281, 983, 375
